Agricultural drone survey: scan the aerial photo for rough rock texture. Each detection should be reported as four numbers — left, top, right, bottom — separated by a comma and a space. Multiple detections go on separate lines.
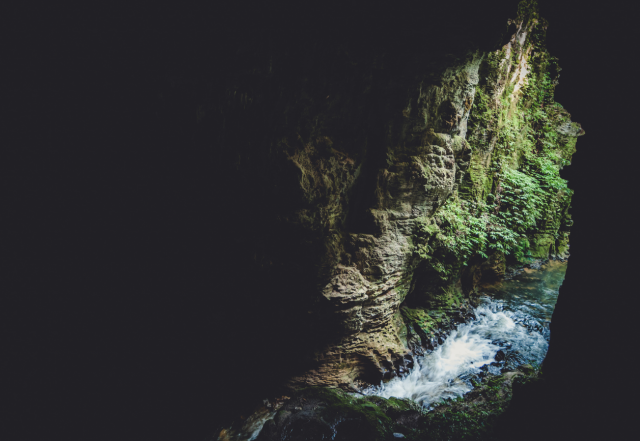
10, 1, 629, 440
275, 54, 488, 387
210, 1, 583, 390
252, 387, 423, 441
222, 367, 539, 441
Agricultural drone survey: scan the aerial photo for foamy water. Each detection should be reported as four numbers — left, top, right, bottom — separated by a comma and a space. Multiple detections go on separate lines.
361, 297, 550, 408
220, 263, 566, 439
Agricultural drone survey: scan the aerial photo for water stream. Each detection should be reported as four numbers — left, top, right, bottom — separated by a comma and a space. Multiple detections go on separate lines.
218, 261, 566, 440
361, 260, 567, 408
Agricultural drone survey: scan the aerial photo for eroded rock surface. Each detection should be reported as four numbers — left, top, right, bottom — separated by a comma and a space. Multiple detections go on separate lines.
220, 368, 540, 441
214, 1, 583, 390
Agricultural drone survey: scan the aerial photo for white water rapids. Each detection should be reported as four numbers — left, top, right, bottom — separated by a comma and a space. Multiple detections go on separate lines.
361, 297, 550, 408
220, 262, 565, 440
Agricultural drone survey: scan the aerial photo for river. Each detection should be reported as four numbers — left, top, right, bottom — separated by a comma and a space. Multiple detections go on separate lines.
217, 260, 566, 440
360, 260, 567, 408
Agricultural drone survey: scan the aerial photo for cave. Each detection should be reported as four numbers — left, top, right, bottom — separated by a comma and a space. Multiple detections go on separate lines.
6, 1, 633, 440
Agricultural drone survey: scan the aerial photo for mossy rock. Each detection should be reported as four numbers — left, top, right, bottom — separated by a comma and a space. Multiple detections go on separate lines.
256, 387, 394, 441
400, 306, 436, 346
529, 234, 555, 258
258, 366, 541, 440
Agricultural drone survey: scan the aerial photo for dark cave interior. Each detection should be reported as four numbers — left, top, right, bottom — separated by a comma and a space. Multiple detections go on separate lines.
5, 1, 635, 440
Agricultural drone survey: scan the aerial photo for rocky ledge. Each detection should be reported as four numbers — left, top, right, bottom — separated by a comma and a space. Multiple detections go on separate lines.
212, 0, 582, 391
217, 365, 540, 441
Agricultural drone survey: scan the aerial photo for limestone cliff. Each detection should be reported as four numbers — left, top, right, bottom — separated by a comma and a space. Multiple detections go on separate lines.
213, 1, 582, 390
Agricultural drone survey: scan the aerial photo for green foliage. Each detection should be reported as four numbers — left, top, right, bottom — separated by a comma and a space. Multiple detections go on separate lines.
401, 306, 436, 332
441, 285, 464, 308
414, 197, 521, 275
297, 387, 393, 440
498, 169, 543, 229
414, 2, 576, 277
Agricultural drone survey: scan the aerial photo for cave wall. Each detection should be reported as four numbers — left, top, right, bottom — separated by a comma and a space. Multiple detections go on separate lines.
204, 0, 583, 389
13, 1, 631, 440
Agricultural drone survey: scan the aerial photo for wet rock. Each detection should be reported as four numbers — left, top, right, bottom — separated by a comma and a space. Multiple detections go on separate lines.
404, 355, 414, 370
504, 266, 525, 280
517, 364, 535, 375
254, 366, 542, 440
257, 419, 277, 439
281, 419, 333, 441
480, 251, 506, 282
254, 387, 426, 441
502, 351, 527, 372
524, 259, 548, 270
226, 0, 577, 392
333, 419, 374, 441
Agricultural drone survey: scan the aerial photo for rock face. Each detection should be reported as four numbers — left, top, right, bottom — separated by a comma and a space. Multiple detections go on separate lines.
238, 371, 539, 441
211, 0, 582, 390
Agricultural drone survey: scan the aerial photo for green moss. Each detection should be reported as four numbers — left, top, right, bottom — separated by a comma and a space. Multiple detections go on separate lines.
414, 369, 541, 440
279, 387, 427, 441
401, 306, 436, 334
423, 285, 465, 310
395, 274, 414, 302
412, 0, 579, 280
288, 367, 540, 441
556, 231, 569, 256
528, 234, 554, 258
293, 387, 394, 440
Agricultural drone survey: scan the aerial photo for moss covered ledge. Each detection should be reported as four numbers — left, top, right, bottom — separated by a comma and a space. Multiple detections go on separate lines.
216, 364, 542, 441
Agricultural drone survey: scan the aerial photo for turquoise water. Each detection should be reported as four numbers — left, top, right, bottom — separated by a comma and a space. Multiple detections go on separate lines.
480, 260, 567, 323
364, 260, 567, 407
220, 261, 570, 440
